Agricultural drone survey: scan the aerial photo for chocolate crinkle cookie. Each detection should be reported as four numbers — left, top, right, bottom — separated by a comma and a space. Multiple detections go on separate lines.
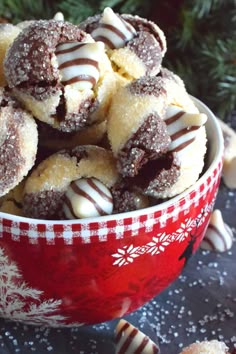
107, 73, 208, 199
23, 145, 119, 220
4, 20, 115, 132
79, 7, 166, 79
0, 88, 38, 197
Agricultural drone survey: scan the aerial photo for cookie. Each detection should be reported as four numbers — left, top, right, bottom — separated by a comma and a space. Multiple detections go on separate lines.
0, 23, 21, 86
159, 67, 198, 112
107, 75, 207, 199
107, 75, 169, 177
149, 104, 207, 199
179, 340, 229, 354
0, 88, 38, 197
23, 145, 118, 219
0, 181, 25, 216
4, 20, 115, 132
79, 7, 166, 79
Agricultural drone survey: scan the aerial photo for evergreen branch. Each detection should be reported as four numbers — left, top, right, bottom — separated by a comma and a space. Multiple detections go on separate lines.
191, 0, 225, 19
215, 76, 236, 116
0, 0, 55, 22
98, 0, 124, 12
178, 9, 196, 48
199, 38, 236, 80
59, 0, 99, 23
119, 0, 151, 16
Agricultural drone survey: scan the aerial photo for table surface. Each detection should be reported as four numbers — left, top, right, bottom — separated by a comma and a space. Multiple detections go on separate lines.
0, 116, 236, 354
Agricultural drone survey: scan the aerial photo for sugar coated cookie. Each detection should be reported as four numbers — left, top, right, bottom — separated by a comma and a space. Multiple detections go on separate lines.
0, 88, 38, 197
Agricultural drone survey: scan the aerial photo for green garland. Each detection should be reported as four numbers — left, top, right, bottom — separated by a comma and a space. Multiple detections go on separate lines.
162, 0, 236, 118
0, 0, 235, 117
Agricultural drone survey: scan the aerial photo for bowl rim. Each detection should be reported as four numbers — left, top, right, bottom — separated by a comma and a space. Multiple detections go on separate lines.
0, 96, 224, 225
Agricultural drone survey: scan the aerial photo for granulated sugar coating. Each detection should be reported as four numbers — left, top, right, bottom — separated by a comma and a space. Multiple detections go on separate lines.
0, 183, 235, 353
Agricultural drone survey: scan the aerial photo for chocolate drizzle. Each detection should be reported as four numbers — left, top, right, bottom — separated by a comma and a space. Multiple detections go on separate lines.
115, 320, 160, 354
93, 24, 128, 49
55, 42, 102, 89
63, 178, 113, 219
164, 106, 207, 153
4, 20, 88, 94
90, 8, 136, 49
70, 179, 111, 216
79, 10, 166, 76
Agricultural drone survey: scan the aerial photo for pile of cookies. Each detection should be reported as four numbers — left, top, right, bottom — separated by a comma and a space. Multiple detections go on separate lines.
0, 8, 208, 220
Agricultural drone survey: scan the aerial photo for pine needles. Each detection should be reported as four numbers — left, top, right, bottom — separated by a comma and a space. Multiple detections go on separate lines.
163, 0, 236, 117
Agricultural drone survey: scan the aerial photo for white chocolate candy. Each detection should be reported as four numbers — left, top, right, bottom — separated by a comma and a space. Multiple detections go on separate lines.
164, 105, 207, 152
223, 156, 236, 189
115, 319, 160, 354
55, 42, 105, 90
218, 118, 236, 189
63, 177, 113, 219
201, 209, 234, 252
91, 7, 136, 49
53, 12, 64, 21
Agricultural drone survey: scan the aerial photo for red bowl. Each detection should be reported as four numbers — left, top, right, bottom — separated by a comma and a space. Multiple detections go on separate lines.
0, 97, 224, 327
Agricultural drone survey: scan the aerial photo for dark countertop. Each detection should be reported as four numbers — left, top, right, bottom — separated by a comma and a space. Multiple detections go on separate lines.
0, 182, 235, 353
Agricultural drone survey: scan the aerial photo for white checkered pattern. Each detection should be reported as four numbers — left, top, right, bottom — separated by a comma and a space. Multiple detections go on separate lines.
0, 161, 222, 245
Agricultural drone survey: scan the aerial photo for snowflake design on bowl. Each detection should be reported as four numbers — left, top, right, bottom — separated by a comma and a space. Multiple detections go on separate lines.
0, 248, 83, 327
112, 245, 141, 267
112, 232, 171, 267
146, 233, 171, 255
171, 219, 194, 242
112, 203, 212, 267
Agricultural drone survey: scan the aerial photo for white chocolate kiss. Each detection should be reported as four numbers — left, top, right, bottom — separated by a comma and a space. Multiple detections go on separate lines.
115, 319, 160, 354
55, 42, 105, 90
63, 177, 113, 219
200, 209, 234, 252
91, 7, 136, 49
223, 156, 236, 189
164, 105, 207, 152
53, 12, 64, 21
